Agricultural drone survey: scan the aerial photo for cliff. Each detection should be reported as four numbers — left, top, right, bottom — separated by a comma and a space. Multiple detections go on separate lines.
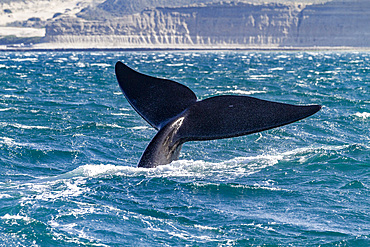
43, 0, 370, 48
295, 0, 370, 47
77, 0, 220, 19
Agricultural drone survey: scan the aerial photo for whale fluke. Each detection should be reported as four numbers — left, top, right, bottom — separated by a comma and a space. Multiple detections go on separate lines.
115, 62, 196, 129
115, 62, 321, 168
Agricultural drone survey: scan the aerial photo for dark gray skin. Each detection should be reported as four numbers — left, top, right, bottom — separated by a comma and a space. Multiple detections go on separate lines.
138, 115, 185, 168
115, 62, 321, 168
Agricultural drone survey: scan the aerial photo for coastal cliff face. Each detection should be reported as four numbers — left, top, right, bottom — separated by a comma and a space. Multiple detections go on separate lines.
296, 0, 370, 47
44, 0, 370, 48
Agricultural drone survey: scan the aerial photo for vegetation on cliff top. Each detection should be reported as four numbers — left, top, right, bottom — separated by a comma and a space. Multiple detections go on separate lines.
76, 0, 331, 20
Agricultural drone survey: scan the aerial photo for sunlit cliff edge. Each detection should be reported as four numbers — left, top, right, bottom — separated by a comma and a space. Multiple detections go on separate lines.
1, 0, 370, 50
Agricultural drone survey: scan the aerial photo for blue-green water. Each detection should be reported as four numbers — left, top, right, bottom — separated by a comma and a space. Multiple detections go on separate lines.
0, 51, 369, 246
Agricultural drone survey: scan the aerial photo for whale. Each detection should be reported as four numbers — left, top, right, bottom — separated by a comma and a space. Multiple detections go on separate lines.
115, 62, 321, 168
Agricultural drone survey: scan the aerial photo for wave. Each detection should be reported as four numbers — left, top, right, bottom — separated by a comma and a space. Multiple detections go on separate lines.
95, 123, 125, 129
0, 122, 51, 130
52, 157, 275, 181
0, 107, 15, 112
2, 154, 282, 203
70, 122, 126, 130
2, 145, 367, 246
11, 58, 39, 62
353, 112, 370, 119
37, 143, 359, 182
90, 63, 111, 68
249, 74, 274, 80
110, 112, 131, 116
2, 138, 363, 185
1, 214, 33, 222
1, 94, 24, 99
0, 194, 11, 199
214, 89, 266, 95
0, 136, 39, 148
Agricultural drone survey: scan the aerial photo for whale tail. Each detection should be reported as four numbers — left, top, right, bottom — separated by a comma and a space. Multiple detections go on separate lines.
115, 62, 321, 168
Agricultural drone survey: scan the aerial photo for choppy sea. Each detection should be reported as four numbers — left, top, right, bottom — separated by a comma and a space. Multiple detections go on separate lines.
0, 51, 369, 246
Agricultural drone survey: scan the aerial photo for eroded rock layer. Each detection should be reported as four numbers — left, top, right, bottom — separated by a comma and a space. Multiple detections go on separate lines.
44, 0, 370, 48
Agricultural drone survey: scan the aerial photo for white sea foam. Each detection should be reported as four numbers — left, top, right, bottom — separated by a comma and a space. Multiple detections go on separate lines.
21, 178, 89, 203
0, 194, 11, 199
12, 123, 50, 130
0, 137, 30, 147
0, 107, 14, 112
111, 113, 131, 116
354, 112, 370, 119
260, 211, 355, 236
268, 67, 285, 71
1, 94, 24, 99
72, 164, 133, 177
0, 122, 50, 130
58, 151, 286, 181
90, 63, 111, 68
131, 126, 149, 130
119, 107, 131, 111
0, 136, 58, 152
166, 63, 185, 67
1, 214, 33, 222
49, 147, 287, 180
0, 137, 15, 145
249, 74, 274, 80
12, 57, 39, 62
27, 144, 356, 200
72, 133, 85, 137
96, 123, 124, 129
215, 89, 266, 95
194, 224, 218, 231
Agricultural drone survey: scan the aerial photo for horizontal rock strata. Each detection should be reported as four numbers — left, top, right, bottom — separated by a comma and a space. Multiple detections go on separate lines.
44, 0, 370, 48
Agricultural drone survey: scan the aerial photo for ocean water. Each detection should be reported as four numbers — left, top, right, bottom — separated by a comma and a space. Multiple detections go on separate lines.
0, 51, 369, 246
